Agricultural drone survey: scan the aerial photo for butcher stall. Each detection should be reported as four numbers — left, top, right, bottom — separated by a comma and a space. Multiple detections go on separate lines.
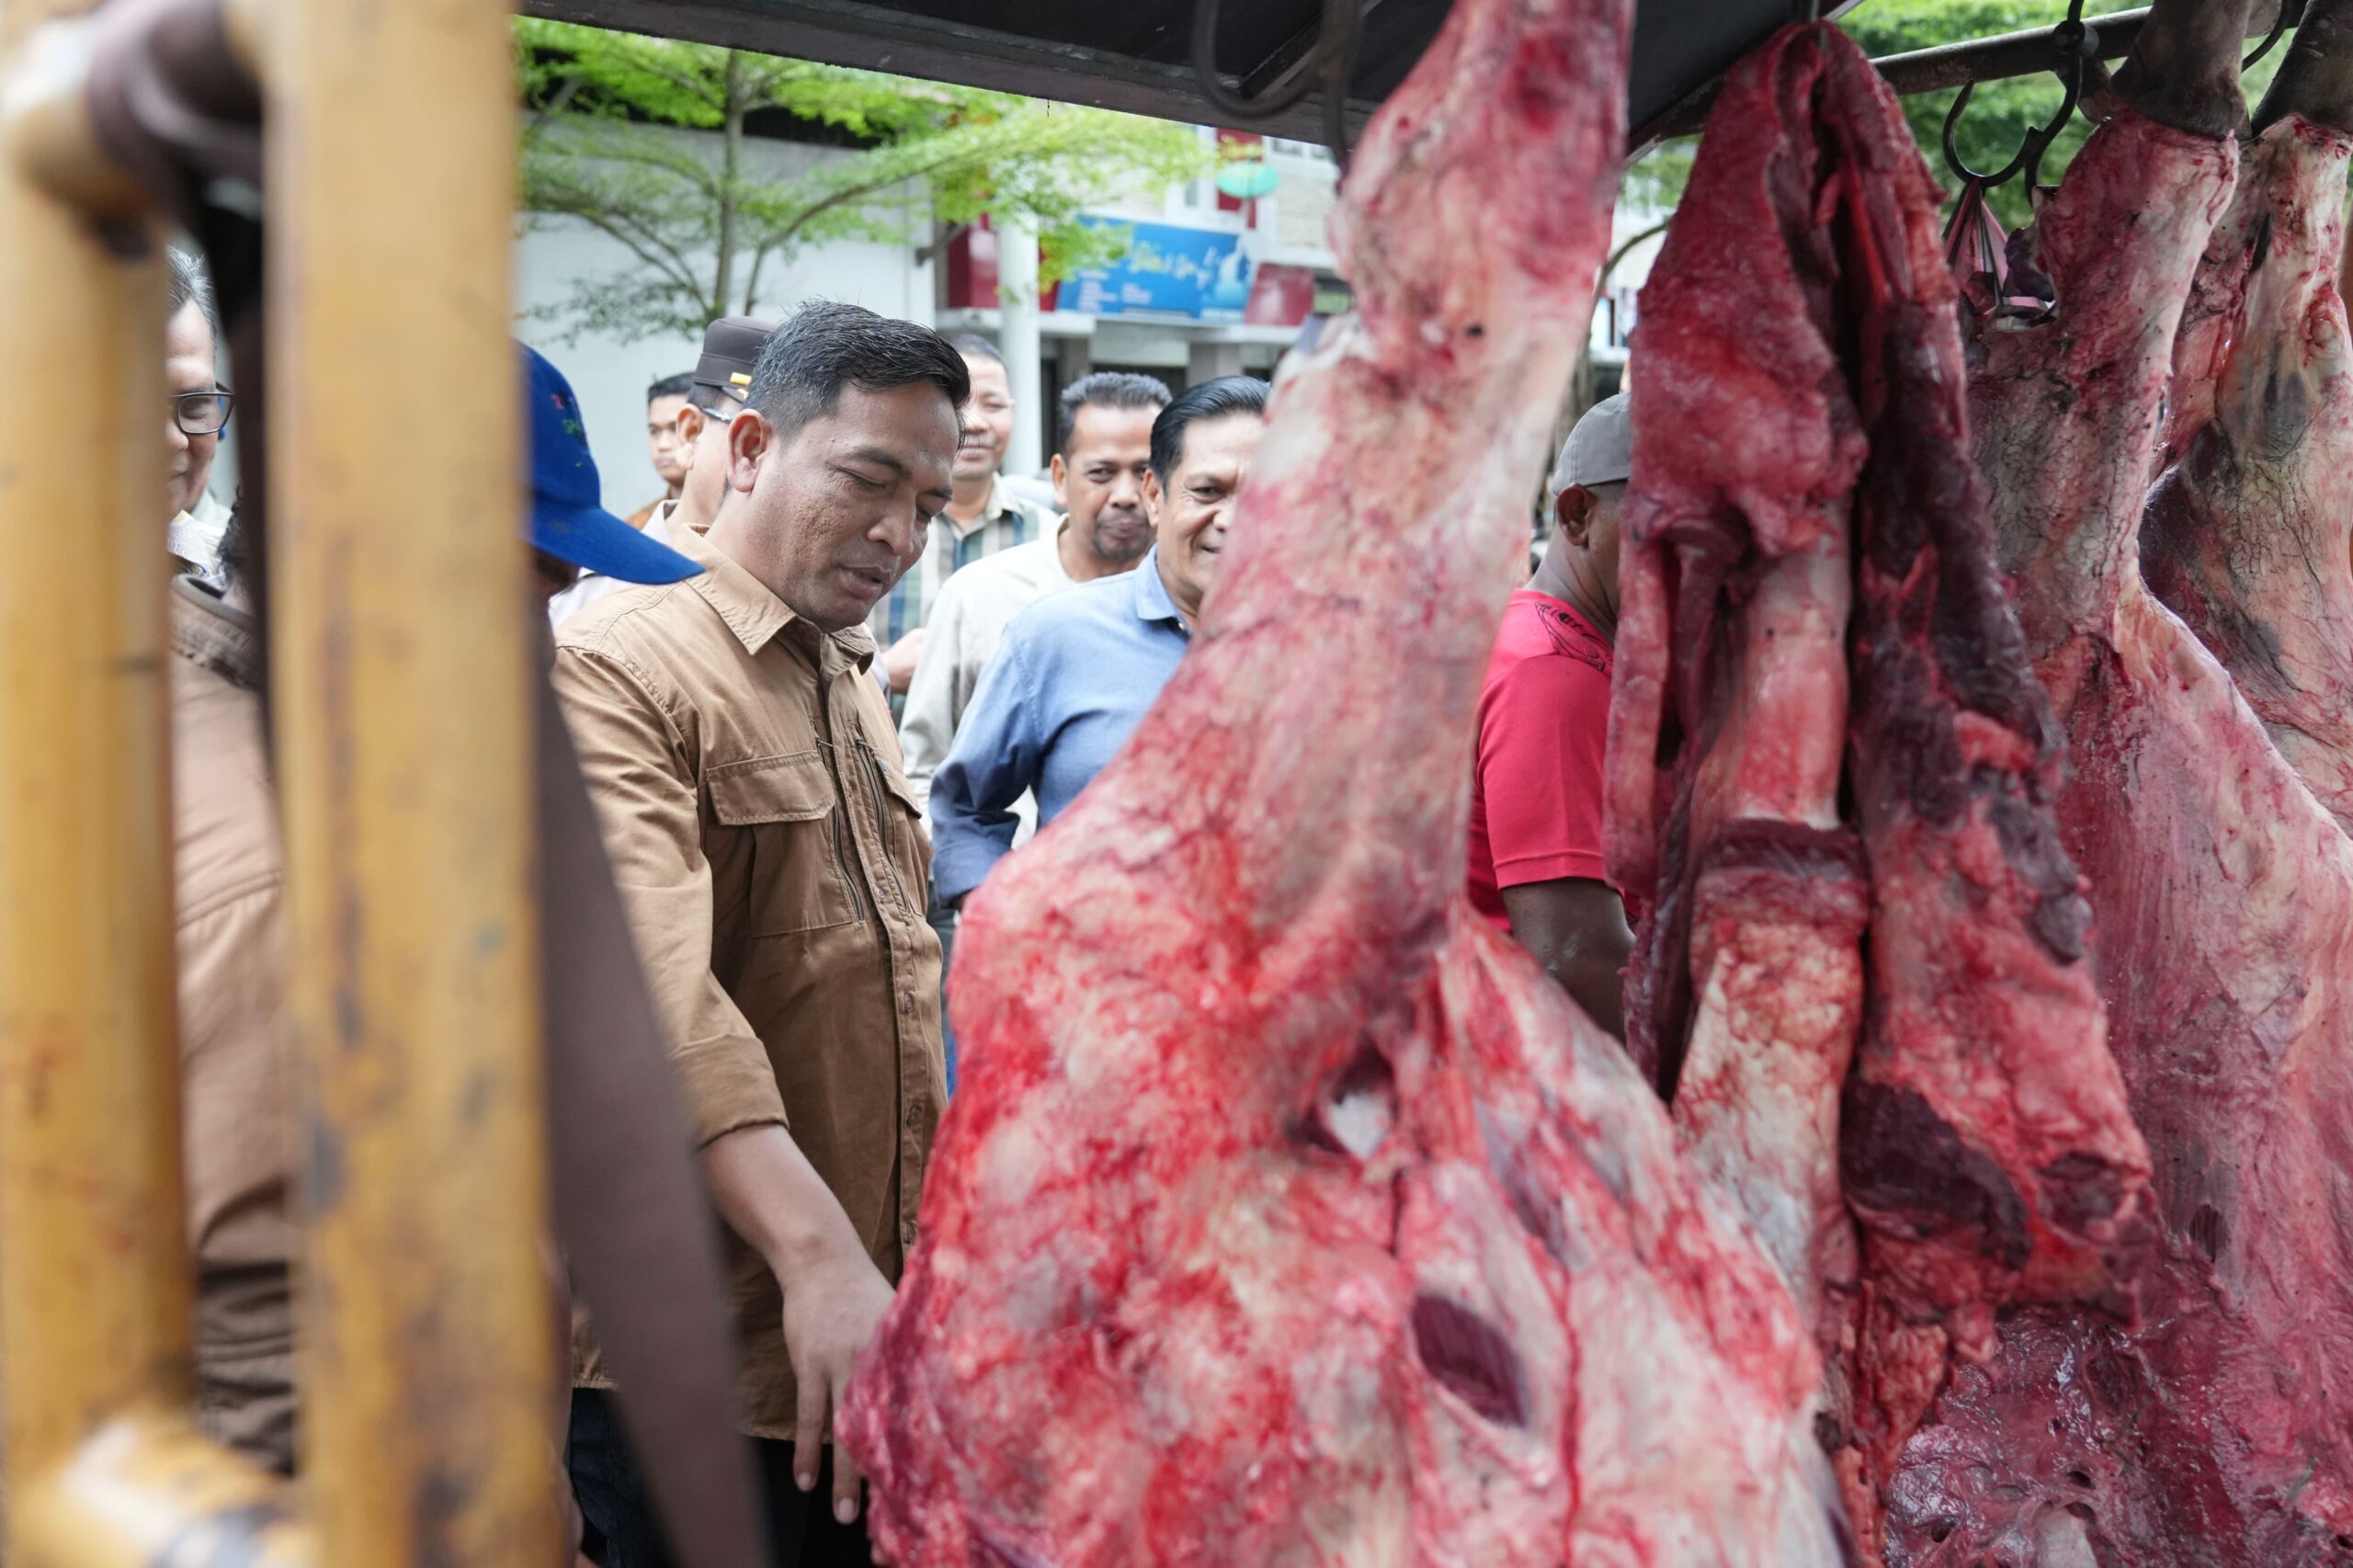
1, 2, 2346, 1568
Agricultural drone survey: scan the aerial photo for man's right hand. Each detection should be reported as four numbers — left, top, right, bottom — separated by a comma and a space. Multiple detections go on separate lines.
881, 629, 926, 695
782, 1243, 897, 1525
703, 1125, 900, 1528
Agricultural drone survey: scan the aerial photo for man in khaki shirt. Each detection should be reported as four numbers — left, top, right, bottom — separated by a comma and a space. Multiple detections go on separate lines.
552, 301, 961, 1567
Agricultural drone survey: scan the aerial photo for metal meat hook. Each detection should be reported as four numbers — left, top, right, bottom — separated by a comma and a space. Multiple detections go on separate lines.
2246, 0, 2308, 71
1191, 0, 1366, 168
1941, 0, 2100, 194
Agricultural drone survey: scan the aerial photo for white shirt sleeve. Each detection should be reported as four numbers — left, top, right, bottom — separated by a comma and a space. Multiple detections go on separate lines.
899, 574, 970, 813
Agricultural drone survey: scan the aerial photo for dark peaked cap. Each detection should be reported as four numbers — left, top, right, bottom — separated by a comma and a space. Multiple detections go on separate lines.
693, 315, 779, 403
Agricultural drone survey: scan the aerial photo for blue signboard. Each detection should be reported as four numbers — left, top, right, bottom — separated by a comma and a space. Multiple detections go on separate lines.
1063, 217, 1256, 323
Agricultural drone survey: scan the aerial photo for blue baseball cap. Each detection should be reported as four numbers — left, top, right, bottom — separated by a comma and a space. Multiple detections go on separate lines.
522, 345, 700, 585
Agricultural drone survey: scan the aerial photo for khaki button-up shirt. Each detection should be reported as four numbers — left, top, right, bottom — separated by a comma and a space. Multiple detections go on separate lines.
552, 523, 945, 1438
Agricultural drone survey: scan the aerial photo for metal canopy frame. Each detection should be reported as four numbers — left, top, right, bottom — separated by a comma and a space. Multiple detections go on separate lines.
519, 0, 1863, 146
523, 1, 2293, 158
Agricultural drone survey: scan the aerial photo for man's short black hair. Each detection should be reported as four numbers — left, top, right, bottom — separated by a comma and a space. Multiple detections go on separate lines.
1150, 375, 1269, 483
946, 332, 1004, 367
1056, 371, 1171, 458
746, 301, 972, 441
647, 371, 696, 405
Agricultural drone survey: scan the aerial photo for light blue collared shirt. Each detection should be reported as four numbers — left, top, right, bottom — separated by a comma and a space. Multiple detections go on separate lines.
928, 549, 1190, 903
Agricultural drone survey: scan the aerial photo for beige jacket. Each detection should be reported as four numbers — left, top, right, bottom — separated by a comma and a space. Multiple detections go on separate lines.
170, 577, 297, 1474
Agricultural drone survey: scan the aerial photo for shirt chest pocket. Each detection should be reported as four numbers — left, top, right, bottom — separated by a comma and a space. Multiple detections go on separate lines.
704, 751, 861, 937
866, 746, 932, 898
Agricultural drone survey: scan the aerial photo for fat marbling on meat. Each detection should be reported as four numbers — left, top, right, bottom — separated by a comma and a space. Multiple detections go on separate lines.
835, 0, 1854, 1562
1887, 0, 2353, 1559
1606, 24, 2148, 1562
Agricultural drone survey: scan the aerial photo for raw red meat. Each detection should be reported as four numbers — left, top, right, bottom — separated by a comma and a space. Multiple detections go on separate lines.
1607, 25, 2149, 1559
836, 0, 1856, 1561
1882, 10, 2353, 1558
2144, 102, 2353, 834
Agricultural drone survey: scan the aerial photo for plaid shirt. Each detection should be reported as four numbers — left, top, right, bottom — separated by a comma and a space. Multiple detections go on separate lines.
868, 478, 1052, 653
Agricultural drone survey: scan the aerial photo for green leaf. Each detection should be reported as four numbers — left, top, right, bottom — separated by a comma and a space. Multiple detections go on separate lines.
515, 19, 1213, 338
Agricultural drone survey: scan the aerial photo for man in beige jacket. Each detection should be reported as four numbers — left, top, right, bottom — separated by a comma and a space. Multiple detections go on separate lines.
169, 347, 700, 1473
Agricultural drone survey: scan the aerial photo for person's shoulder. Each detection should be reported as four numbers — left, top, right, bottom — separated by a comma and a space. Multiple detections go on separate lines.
1483, 595, 1611, 724
1495, 592, 1611, 677
999, 476, 1060, 524
940, 535, 1053, 607
552, 578, 720, 710
555, 576, 702, 656
982, 570, 1131, 687
1005, 566, 1134, 641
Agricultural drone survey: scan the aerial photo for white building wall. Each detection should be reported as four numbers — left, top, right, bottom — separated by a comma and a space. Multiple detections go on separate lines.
511, 136, 933, 514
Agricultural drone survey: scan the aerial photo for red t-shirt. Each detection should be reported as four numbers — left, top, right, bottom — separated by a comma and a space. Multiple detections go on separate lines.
1466, 591, 1614, 929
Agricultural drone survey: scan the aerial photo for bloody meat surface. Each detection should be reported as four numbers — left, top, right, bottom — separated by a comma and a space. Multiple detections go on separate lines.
2143, 69, 2353, 834
1605, 25, 2148, 1562
835, 0, 1857, 1562
1884, 4, 2353, 1559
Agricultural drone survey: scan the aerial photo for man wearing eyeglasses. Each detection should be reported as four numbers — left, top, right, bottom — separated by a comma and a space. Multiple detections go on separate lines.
549, 316, 777, 628
166, 340, 700, 1480
165, 247, 234, 577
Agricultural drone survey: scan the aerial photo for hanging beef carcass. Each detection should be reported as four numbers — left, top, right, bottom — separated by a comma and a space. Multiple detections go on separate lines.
1604, 24, 2149, 1562
2143, 0, 2353, 834
835, 0, 1856, 1561
1882, 1, 2353, 1560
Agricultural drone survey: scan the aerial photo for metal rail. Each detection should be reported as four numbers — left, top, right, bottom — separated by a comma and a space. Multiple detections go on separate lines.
269, 0, 563, 1561
1633, 5, 2288, 148
0, 0, 305, 1559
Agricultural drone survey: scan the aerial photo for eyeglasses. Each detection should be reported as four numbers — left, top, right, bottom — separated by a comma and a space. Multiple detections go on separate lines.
173, 391, 234, 437
650, 406, 732, 438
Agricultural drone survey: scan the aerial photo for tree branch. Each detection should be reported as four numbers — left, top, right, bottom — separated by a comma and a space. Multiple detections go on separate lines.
532, 128, 722, 200
533, 191, 706, 301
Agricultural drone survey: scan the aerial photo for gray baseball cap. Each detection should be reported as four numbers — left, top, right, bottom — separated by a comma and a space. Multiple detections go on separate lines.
1547, 392, 1632, 497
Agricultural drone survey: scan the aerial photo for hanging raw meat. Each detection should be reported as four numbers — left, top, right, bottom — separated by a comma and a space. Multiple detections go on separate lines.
1606, 23, 2147, 1562
2143, 2, 2353, 834
1884, 1, 2353, 1560
836, 0, 1855, 1562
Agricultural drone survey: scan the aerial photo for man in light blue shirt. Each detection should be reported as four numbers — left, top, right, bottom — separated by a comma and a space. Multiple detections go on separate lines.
930, 376, 1269, 905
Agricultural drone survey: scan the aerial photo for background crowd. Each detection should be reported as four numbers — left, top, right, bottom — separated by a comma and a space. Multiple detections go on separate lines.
158, 248, 1633, 1568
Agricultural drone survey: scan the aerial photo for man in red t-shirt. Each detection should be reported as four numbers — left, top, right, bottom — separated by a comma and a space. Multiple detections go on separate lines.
1467, 393, 1634, 1039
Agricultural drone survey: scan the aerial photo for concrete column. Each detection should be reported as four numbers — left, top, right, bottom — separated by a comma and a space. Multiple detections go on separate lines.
1059, 334, 1093, 382
1187, 338, 1245, 385
996, 213, 1044, 478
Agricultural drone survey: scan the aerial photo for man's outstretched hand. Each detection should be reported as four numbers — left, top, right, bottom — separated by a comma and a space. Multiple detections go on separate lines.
783, 1241, 896, 1523
704, 1123, 901, 1528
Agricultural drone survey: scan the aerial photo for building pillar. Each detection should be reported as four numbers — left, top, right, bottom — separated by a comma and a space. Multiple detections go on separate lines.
996, 213, 1044, 478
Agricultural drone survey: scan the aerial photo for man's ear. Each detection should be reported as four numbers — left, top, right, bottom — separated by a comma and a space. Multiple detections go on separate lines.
676, 403, 708, 454
727, 411, 770, 496
1050, 453, 1070, 513
1555, 486, 1592, 548
1142, 468, 1165, 522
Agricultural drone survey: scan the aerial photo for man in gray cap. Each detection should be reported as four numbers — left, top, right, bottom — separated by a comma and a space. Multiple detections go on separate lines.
1465, 392, 1633, 1039
551, 315, 778, 626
